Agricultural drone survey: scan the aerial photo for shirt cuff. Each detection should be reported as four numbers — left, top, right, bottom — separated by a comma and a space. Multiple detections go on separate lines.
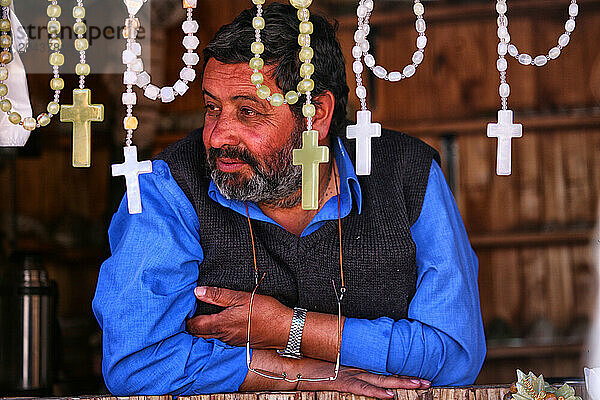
340, 317, 393, 373
188, 339, 249, 395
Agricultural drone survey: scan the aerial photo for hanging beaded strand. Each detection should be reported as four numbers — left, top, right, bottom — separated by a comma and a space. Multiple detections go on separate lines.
502, 0, 578, 68
487, 0, 578, 176
346, 0, 427, 176
249, 0, 311, 109
252, 0, 330, 211
72, 1, 91, 88
122, 8, 142, 147
0, 0, 63, 131
494, 0, 579, 110
59, 0, 104, 168
124, 0, 199, 103
0, 2, 13, 110
111, 0, 153, 215
354, 0, 427, 85
296, 3, 317, 132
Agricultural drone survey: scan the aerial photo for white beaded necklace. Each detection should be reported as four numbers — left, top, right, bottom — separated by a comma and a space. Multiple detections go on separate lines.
0, 0, 63, 132
347, 0, 427, 176
121, 0, 199, 103
487, 0, 578, 176
111, 0, 155, 215
112, 0, 200, 215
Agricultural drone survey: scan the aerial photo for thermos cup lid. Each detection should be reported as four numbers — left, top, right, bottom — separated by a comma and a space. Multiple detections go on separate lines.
0, 251, 53, 293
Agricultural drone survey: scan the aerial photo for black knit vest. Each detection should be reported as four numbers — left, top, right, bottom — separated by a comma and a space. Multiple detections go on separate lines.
156, 127, 439, 320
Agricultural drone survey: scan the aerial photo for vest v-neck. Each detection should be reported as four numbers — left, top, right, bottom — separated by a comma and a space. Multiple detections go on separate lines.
207, 137, 362, 237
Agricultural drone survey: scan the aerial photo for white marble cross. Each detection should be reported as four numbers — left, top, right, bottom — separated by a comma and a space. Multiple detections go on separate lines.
346, 110, 381, 175
112, 146, 152, 214
487, 109, 522, 176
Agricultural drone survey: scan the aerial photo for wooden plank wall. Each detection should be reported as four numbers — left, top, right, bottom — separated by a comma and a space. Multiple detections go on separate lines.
332, 0, 600, 382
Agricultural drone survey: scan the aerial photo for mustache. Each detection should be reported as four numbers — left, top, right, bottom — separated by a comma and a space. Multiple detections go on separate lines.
207, 146, 260, 170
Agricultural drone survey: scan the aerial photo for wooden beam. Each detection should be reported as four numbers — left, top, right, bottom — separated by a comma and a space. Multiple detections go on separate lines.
382, 109, 600, 137
486, 343, 583, 359
470, 228, 593, 249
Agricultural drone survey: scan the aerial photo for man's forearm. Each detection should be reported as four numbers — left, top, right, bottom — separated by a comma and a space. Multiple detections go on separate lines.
241, 349, 431, 396
240, 349, 354, 392
240, 350, 299, 391
299, 312, 346, 362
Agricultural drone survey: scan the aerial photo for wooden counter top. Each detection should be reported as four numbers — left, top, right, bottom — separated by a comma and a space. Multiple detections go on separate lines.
0, 384, 590, 400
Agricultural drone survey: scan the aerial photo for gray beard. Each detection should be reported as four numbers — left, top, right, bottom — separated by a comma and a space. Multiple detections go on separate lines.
207, 126, 304, 209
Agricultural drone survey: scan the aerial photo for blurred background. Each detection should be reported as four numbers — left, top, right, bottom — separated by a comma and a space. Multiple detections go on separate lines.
0, 0, 599, 395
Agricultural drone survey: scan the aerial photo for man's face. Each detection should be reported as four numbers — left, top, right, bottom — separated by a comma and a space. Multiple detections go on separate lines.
202, 59, 303, 207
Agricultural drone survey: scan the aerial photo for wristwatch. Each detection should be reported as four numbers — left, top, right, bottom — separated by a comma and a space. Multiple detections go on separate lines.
277, 307, 308, 359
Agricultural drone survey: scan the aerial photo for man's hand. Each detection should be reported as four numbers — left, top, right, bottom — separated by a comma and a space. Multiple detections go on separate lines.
241, 349, 431, 398
299, 366, 432, 398
186, 286, 293, 348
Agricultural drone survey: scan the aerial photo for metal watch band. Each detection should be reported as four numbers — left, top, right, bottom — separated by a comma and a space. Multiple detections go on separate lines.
277, 307, 307, 359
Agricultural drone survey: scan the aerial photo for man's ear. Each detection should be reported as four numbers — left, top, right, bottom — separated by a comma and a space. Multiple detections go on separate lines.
311, 90, 335, 141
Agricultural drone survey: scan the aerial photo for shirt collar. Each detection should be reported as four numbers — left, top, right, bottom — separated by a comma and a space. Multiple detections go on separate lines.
208, 136, 363, 228
334, 136, 363, 214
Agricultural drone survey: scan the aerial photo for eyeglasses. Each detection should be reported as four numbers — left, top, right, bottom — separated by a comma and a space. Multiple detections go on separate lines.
245, 274, 343, 382
243, 162, 345, 382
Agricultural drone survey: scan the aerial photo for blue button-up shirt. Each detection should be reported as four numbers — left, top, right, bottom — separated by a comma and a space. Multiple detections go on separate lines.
92, 137, 486, 395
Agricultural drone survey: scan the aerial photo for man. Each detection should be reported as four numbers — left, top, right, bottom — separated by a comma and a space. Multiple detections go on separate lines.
93, 3, 486, 396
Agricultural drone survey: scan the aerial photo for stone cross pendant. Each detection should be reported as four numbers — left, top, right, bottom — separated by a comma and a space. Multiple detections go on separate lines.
112, 146, 152, 214
346, 110, 381, 175
60, 89, 104, 168
487, 109, 522, 176
293, 130, 329, 210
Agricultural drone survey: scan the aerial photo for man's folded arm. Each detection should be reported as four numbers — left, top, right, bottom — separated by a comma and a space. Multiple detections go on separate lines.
340, 161, 486, 385
92, 161, 248, 395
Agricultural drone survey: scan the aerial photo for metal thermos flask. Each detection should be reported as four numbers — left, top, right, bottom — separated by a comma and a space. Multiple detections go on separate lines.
0, 253, 57, 395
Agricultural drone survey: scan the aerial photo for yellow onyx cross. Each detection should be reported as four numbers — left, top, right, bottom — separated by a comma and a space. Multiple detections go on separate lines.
293, 129, 329, 210
60, 89, 104, 168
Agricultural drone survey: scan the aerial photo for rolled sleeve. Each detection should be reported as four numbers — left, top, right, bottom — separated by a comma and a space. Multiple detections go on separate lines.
341, 317, 393, 373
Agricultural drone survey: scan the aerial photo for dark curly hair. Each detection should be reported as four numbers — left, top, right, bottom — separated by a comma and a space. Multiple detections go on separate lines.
203, 2, 349, 137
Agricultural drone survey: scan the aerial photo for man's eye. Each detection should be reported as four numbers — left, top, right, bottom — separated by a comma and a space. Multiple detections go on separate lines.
205, 104, 220, 113
241, 107, 258, 117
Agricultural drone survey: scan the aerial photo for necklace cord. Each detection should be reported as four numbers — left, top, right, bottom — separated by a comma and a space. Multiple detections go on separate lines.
333, 161, 345, 292
243, 158, 344, 378
244, 159, 344, 291
244, 201, 259, 285
247, 272, 266, 359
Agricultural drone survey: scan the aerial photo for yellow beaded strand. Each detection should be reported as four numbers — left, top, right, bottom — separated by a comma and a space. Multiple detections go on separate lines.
251, 0, 329, 211
249, 0, 315, 116
0, 0, 63, 131
72, 2, 91, 83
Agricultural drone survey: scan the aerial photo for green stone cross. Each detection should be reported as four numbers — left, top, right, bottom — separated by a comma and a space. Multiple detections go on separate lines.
60, 88, 104, 168
293, 129, 329, 210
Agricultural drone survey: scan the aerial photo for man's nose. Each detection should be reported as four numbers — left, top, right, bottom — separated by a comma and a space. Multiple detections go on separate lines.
207, 113, 242, 149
